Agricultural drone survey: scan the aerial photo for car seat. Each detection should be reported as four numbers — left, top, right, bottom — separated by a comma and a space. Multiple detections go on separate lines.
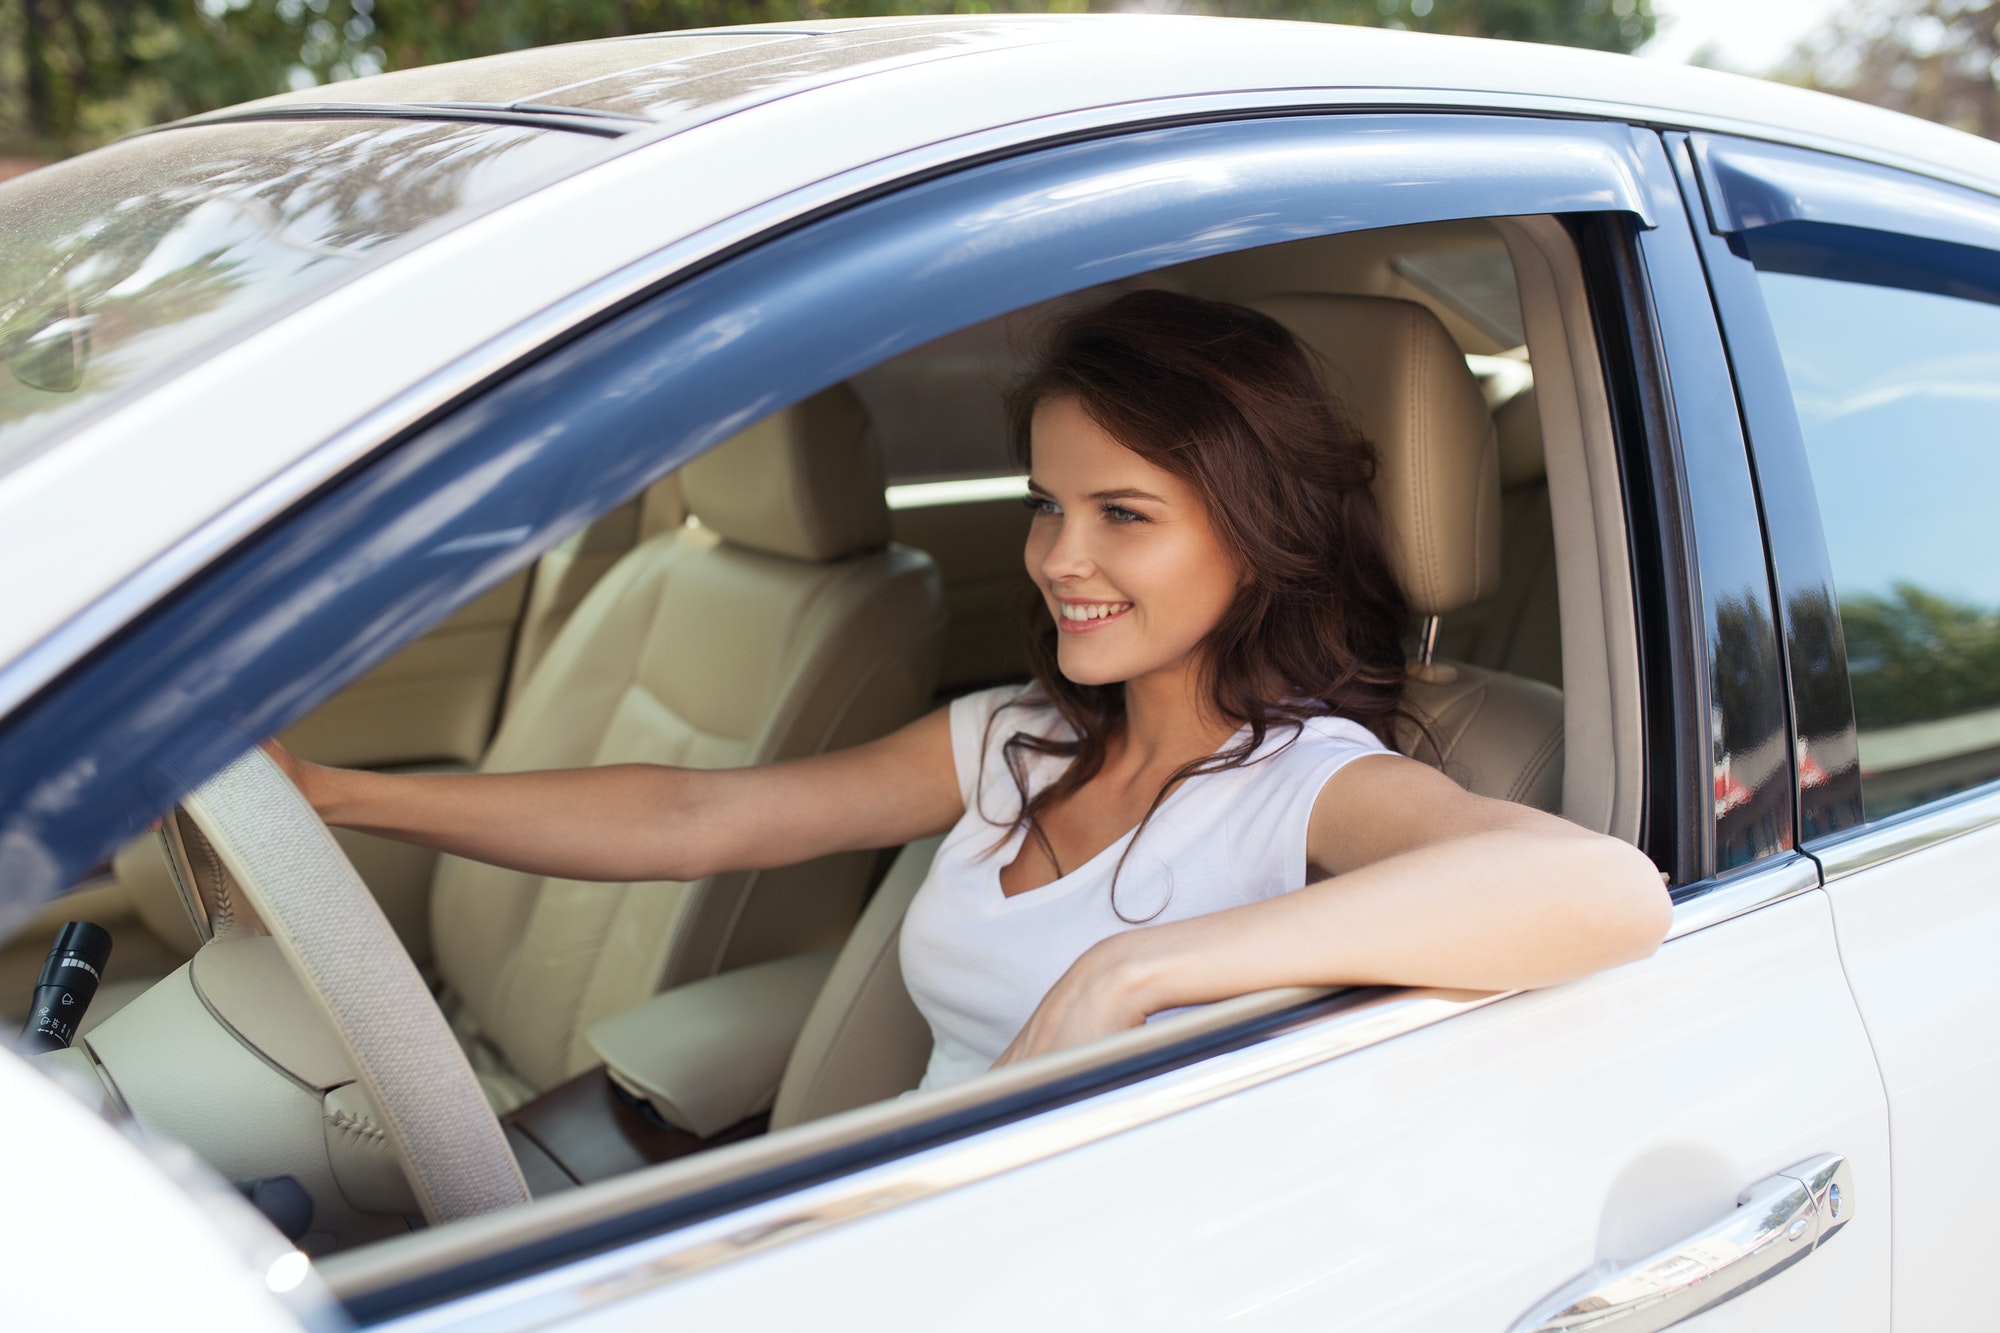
1253, 293, 1564, 812
432, 385, 945, 1110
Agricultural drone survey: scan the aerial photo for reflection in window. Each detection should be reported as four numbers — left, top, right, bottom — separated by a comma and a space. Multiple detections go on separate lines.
1751, 223, 2000, 820
0, 118, 607, 475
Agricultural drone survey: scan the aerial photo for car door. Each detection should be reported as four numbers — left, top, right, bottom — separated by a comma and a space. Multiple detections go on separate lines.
215, 117, 1886, 1330
1682, 131, 2000, 1330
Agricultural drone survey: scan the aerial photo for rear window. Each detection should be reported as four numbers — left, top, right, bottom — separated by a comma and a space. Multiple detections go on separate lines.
1748, 222, 2000, 821
0, 118, 612, 476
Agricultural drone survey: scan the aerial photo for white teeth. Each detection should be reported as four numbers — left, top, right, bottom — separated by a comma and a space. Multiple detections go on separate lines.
1060, 602, 1131, 622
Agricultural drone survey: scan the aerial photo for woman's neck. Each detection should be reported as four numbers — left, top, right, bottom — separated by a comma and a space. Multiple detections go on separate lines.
1116, 659, 1238, 778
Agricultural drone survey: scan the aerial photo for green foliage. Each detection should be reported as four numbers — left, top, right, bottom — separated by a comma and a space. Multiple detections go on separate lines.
1779, 0, 2000, 141
1843, 582, 2000, 730
0, 0, 1655, 156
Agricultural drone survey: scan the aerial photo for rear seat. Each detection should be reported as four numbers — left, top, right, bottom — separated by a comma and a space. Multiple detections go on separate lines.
1433, 382, 1562, 690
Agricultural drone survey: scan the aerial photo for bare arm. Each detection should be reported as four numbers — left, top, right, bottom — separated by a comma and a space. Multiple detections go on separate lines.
997, 754, 1672, 1063
266, 706, 962, 884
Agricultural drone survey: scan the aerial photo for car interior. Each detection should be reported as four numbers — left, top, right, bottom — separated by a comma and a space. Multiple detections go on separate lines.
5, 212, 1649, 1268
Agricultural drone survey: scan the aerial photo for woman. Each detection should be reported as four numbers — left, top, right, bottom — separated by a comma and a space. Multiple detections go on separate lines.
268, 290, 1670, 1093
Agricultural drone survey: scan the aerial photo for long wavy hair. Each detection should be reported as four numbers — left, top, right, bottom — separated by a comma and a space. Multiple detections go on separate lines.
987, 289, 1414, 922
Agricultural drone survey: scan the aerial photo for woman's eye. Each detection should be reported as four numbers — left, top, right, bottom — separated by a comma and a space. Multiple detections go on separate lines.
1102, 504, 1147, 524
1023, 495, 1060, 517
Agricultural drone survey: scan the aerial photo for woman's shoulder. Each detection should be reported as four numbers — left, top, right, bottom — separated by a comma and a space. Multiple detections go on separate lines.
1296, 712, 1393, 756
947, 682, 1056, 735
945, 683, 1062, 801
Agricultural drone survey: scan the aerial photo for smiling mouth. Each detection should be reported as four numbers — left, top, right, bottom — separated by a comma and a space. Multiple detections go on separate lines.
1056, 600, 1132, 632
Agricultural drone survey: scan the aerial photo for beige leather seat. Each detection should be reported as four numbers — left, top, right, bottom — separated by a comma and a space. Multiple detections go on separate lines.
1253, 294, 1564, 812
771, 297, 1572, 1126
433, 385, 945, 1110
1437, 384, 1563, 690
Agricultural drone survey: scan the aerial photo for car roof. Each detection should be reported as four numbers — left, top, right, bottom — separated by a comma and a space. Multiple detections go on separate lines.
176, 14, 2000, 197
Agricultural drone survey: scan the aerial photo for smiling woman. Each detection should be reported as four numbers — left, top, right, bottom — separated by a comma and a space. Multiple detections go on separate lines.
264, 288, 1669, 1096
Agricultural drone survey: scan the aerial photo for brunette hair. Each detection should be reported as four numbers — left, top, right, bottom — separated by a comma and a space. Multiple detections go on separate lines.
989, 288, 1413, 921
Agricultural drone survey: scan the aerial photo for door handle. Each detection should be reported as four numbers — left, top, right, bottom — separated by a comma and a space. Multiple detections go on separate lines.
1509, 1153, 1852, 1333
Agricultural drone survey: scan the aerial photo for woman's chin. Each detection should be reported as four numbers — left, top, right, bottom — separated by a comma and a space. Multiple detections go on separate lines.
1053, 646, 1133, 688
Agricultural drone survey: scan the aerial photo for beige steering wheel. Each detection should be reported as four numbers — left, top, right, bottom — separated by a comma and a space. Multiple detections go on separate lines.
173, 746, 529, 1225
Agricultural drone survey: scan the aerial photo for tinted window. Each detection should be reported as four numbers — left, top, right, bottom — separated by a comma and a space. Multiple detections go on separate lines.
1748, 222, 2000, 820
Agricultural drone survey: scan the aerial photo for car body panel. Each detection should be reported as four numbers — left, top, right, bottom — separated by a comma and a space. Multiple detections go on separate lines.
1682, 127, 2000, 1330
372, 884, 1887, 1332
1822, 817, 2000, 1330
0, 1051, 332, 1330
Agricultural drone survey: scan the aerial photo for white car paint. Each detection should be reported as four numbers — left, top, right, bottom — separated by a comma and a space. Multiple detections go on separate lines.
1823, 821, 2000, 1329
374, 882, 1886, 1331
0, 1051, 327, 1329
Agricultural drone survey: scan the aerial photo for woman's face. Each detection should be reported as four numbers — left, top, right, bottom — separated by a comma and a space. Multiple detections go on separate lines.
1023, 396, 1242, 690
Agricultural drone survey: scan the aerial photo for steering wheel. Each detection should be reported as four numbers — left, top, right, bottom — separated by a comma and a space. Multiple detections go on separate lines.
171, 745, 529, 1225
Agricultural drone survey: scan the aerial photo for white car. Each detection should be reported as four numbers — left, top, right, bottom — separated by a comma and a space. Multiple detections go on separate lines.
2, 15, 1997, 1330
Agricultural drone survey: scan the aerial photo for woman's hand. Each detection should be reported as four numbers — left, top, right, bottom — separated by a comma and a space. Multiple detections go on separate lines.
259, 738, 324, 809
992, 933, 1160, 1068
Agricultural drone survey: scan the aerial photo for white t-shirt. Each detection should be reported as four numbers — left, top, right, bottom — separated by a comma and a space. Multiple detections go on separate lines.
899, 683, 1392, 1092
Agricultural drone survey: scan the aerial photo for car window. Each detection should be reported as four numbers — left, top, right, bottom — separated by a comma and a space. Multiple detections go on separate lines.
1745, 222, 2000, 821
0, 118, 611, 479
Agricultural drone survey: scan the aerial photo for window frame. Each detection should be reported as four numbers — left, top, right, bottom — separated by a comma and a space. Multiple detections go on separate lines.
0, 108, 1662, 919
0, 109, 1682, 1318
1682, 130, 2000, 849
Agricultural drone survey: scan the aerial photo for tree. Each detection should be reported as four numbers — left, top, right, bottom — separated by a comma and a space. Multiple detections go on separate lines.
1841, 582, 2000, 729
1780, 0, 2000, 140
0, 0, 1655, 157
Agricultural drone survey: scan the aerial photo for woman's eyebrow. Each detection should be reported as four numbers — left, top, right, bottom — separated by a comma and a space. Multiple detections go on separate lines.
1090, 487, 1166, 504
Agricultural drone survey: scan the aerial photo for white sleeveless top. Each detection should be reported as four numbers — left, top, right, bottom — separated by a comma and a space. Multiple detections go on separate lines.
900, 684, 1391, 1092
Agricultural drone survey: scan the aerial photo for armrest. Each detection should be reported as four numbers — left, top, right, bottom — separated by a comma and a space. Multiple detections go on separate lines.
586, 950, 837, 1138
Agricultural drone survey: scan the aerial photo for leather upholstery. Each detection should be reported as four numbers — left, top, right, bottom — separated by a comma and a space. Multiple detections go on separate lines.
1439, 384, 1564, 690
772, 837, 938, 1130
430, 387, 945, 1104
1251, 294, 1501, 617
1398, 663, 1565, 813
1494, 384, 1545, 489
589, 949, 836, 1137
161, 811, 265, 942
681, 386, 890, 562
1255, 295, 1564, 812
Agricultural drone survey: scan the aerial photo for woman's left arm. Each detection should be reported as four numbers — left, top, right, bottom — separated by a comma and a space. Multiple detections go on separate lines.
995, 753, 1673, 1066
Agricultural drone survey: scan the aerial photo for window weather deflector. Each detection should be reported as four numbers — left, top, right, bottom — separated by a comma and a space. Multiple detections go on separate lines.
1691, 135, 2000, 254
139, 102, 641, 140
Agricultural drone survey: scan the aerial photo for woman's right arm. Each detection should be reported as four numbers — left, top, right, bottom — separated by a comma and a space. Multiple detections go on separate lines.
265, 705, 962, 884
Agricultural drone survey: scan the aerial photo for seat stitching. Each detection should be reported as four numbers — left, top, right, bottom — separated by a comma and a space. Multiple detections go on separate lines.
327, 1107, 388, 1145
1411, 314, 1439, 611
1507, 724, 1567, 806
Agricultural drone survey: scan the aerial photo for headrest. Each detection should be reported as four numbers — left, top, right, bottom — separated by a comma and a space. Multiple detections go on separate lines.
681, 385, 891, 562
1252, 294, 1500, 617
1493, 385, 1545, 490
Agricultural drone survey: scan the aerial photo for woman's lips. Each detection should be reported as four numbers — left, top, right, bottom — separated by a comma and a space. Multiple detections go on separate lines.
1055, 600, 1132, 634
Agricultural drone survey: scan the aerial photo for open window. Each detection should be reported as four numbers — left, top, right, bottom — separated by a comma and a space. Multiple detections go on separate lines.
0, 110, 1669, 1313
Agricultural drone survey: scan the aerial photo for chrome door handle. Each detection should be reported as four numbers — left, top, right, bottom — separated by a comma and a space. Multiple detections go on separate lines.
1509, 1154, 1852, 1333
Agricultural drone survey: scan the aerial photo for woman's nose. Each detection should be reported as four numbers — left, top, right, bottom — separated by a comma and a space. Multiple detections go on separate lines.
1034, 516, 1095, 583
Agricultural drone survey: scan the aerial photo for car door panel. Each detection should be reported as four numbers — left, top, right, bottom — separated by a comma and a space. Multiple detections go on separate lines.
491, 880, 1886, 1332
1818, 812, 2000, 1328
1685, 134, 2000, 1329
